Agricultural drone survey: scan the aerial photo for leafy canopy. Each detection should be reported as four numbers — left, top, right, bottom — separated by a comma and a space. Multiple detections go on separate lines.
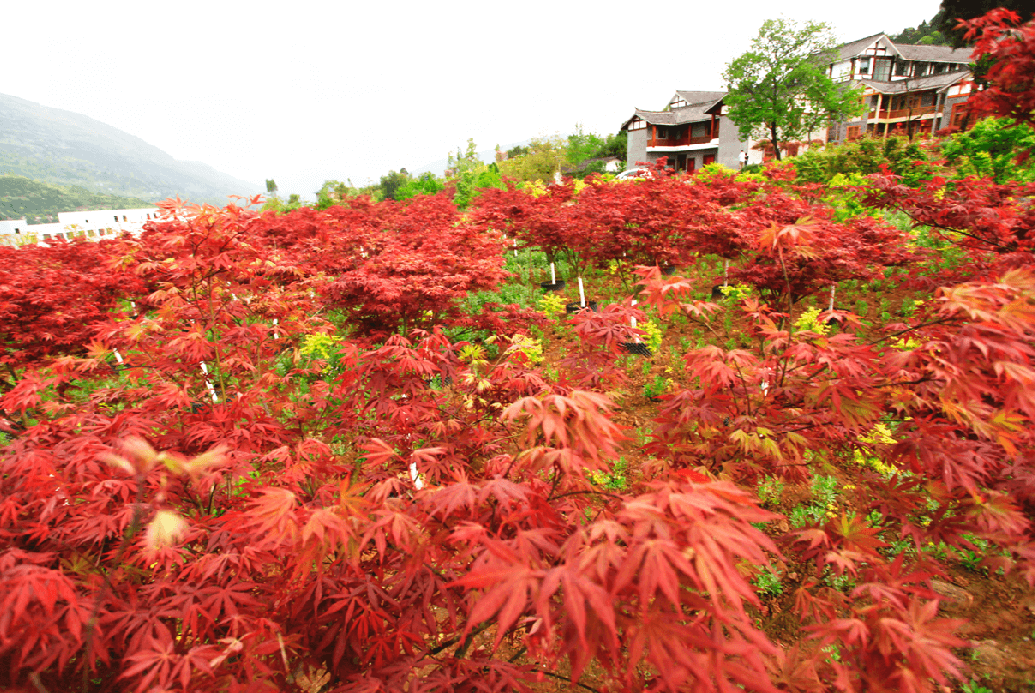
723, 18, 866, 160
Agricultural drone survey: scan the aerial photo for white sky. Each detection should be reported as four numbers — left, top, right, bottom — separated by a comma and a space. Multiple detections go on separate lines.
4, 0, 941, 200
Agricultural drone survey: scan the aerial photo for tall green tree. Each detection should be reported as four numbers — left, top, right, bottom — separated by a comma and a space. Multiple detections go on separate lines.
565, 123, 605, 166
935, 0, 1035, 46
723, 19, 866, 161
378, 170, 410, 201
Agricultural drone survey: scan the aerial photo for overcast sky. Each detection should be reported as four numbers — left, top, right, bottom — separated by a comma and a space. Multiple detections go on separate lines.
4, 0, 941, 200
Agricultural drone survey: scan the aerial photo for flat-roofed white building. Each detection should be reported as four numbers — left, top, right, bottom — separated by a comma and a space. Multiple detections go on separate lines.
1, 208, 161, 245
0, 219, 29, 236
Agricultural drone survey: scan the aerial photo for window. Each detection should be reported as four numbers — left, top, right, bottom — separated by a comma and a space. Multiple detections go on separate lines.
921, 92, 935, 107
895, 61, 908, 76
860, 57, 871, 73
114, 215, 119, 222
951, 102, 968, 127
847, 125, 862, 140
703, 154, 716, 166
123, 215, 128, 222
657, 127, 668, 139
874, 59, 891, 81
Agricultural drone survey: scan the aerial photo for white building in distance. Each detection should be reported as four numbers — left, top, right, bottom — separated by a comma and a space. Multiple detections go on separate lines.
0, 208, 161, 245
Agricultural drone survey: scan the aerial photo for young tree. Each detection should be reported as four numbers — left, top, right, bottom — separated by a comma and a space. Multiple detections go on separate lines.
723, 19, 866, 160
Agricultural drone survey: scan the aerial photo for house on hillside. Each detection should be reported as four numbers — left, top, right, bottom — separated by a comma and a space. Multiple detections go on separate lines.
620, 91, 759, 173
826, 34, 976, 141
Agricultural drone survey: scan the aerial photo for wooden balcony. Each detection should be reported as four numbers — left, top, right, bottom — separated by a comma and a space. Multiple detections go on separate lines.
648, 134, 715, 148
867, 104, 937, 121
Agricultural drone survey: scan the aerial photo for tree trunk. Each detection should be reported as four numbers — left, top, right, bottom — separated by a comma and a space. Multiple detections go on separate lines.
769, 122, 782, 161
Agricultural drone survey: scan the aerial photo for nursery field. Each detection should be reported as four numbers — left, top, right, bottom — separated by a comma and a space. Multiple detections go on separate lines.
1, 149, 1035, 693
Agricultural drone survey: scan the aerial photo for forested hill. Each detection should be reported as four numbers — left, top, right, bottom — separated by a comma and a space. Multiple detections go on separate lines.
0, 93, 260, 205
0, 174, 157, 224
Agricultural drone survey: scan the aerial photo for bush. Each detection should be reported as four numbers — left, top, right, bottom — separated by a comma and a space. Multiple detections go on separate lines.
793, 135, 933, 186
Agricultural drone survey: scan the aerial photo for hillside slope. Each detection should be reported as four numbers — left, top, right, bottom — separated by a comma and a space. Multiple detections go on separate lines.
0, 93, 259, 204
0, 174, 157, 223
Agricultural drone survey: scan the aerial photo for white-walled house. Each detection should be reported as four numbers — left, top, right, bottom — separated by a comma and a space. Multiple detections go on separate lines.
0, 208, 161, 244
825, 34, 975, 141
621, 91, 761, 173
0, 219, 29, 236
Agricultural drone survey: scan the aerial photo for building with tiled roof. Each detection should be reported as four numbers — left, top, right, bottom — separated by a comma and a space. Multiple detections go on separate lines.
620, 91, 759, 173
826, 33, 976, 142
619, 33, 978, 171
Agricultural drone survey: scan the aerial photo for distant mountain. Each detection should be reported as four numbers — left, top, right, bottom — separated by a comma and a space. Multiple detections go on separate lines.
0, 93, 261, 205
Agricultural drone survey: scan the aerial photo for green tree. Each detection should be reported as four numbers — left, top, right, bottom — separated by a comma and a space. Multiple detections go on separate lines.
315, 179, 358, 209
265, 179, 278, 194
395, 172, 445, 201
723, 18, 866, 160
498, 135, 567, 183
447, 138, 482, 176
935, 0, 1035, 46
566, 123, 605, 166
507, 144, 530, 158
378, 170, 410, 201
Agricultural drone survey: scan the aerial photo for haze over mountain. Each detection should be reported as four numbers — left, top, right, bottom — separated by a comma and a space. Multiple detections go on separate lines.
0, 93, 261, 205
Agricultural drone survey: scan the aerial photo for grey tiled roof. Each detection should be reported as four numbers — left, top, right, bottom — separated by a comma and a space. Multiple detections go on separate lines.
895, 44, 973, 63
625, 107, 715, 128
836, 35, 973, 64
622, 90, 727, 130
858, 70, 970, 94
673, 90, 727, 106
837, 34, 895, 60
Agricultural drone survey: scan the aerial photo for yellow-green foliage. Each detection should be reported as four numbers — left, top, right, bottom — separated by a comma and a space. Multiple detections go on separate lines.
459, 343, 487, 363
853, 423, 898, 477
719, 284, 753, 301
520, 180, 549, 198
537, 293, 567, 315
794, 307, 830, 336
507, 334, 543, 365
299, 333, 344, 361
641, 319, 664, 354
891, 337, 922, 350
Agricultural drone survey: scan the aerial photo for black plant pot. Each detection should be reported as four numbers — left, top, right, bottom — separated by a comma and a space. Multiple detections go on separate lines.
661, 264, 677, 276
620, 341, 652, 356
540, 280, 566, 292
711, 284, 726, 299
566, 300, 598, 313
423, 375, 454, 388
